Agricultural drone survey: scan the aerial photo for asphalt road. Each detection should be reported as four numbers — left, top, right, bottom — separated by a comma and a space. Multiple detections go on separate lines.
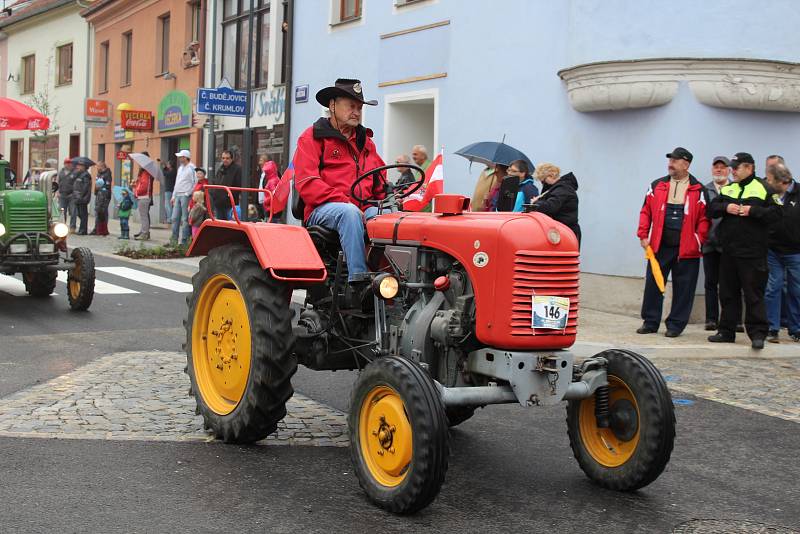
0, 252, 798, 533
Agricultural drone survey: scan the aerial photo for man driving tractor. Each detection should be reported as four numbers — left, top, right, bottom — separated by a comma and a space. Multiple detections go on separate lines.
293, 78, 386, 287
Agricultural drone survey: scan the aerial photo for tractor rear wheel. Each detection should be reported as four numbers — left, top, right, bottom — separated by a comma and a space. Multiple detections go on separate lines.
566, 349, 675, 491
185, 244, 296, 444
349, 356, 449, 514
23, 271, 57, 297
67, 247, 95, 311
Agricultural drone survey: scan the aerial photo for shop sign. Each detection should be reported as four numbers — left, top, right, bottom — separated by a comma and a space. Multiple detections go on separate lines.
85, 99, 110, 123
250, 85, 285, 124
120, 110, 154, 131
116, 150, 129, 161
157, 90, 192, 132
114, 123, 126, 140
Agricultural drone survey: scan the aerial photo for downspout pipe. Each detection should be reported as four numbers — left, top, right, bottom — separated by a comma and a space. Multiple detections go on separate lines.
207, 0, 218, 180
281, 0, 293, 168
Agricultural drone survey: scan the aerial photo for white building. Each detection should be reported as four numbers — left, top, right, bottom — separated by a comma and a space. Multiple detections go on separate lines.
0, 0, 90, 179
203, 0, 290, 182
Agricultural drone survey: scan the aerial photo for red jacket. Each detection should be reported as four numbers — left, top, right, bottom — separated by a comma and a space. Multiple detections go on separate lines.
133, 169, 153, 198
260, 161, 281, 211
293, 118, 385, 221
637, 175, 709, 259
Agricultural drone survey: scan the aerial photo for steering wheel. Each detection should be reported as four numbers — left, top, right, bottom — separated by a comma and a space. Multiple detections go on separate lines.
350, 163, 426, 206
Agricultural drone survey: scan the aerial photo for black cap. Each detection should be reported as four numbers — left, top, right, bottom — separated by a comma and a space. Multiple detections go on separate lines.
316, 78, 378, 107
729, 152, 755, 167
666, 147, 693, 163
712, 156, 730, 166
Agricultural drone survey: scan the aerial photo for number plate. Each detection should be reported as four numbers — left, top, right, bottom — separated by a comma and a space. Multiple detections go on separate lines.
532, 295, 569, 330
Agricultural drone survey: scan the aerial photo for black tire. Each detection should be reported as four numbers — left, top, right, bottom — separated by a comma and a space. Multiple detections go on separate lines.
185, 243, 297, 444
566, 349, 675, 491
67, 247, 95, 311
23, 271, 57, 297
445, 405, 476, 427
349, 356, 449, 514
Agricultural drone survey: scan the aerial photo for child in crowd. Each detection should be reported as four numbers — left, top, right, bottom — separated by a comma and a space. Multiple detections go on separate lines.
117, 189, 133, 240
188, 190, 208, 239
247, 203, 260, 221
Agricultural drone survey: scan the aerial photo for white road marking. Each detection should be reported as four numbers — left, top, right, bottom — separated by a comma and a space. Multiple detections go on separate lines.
56, 272, 139, 295
96, 266, 193, 293
0, 274, 58, 297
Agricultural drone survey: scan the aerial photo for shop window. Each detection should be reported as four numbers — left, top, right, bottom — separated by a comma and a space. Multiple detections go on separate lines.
333, 0, 361, 24
220, 0, 269, 89
99, 41, 109, 92
56, 43, 73, 86
158, 14, 170, 74
21, 54, 35, 94
121, 31, 132, 86
29, 135, 59, 169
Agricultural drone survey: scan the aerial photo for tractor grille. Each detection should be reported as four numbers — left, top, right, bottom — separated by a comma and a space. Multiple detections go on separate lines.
511, 250, 580, 336
7, 206, 48, 233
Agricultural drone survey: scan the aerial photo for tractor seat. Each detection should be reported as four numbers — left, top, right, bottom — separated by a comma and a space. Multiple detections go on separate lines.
306, 225, 340, 245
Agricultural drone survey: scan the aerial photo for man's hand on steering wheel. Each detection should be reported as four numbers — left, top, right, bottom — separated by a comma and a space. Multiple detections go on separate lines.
350, 163, 426, 206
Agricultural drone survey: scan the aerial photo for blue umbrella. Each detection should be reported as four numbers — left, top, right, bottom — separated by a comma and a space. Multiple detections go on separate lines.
455, 140, 535, 171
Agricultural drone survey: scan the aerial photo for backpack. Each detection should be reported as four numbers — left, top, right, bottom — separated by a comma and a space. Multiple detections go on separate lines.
120, 196, 133, 211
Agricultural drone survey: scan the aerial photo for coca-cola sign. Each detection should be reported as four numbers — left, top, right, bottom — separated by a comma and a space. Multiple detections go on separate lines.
120, 110, 154, 131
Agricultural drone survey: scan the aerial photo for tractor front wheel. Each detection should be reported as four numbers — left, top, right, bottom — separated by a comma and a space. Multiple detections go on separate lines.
349, 356, 449, 514
185, 244, 296, 444
67, 247, 95, 311
566, 349, 675, 491
23, 271, 57, 297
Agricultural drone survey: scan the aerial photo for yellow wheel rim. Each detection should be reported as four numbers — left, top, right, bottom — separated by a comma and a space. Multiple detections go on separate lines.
358, 385, 413, 487
191, 274, 252, 415
69, 260, 81, 299
579, 376, 640, 468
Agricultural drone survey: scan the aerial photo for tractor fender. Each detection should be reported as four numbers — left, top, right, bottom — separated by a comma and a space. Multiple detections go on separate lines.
187, 220, 327, 283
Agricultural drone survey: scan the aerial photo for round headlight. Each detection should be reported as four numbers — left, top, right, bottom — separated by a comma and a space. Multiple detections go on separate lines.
53, 222, 69, 238
0, 222, 5, 237
373, 274, 399, 300
547, 228, 561, 245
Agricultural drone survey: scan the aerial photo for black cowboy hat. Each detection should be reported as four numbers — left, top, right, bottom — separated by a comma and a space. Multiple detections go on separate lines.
315, 78, 377, 107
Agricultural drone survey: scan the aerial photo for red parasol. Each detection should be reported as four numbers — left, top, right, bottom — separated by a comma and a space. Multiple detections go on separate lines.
0, 97, 50, 130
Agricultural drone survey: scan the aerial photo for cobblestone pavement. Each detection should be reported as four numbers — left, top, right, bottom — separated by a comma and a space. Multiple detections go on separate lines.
656, 357, 800, 423
0, 351, 348, 447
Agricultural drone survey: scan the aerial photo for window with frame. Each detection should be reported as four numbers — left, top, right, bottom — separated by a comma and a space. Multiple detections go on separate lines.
158, 14, 170, 74
56, 43, 73, 85
336, 0, 361, 23
21, 54, 35, 94
121, 31, 132, 86
99, 41, 109, 92
395, 0, 426, 6
188, 0, 202, 42
28, 135, 59, 169
220, 0, 270, 90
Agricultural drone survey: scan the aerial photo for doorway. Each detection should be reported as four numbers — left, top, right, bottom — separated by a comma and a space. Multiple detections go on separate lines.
384, 90, 437, 183
9, 139, 22, 179
69, 134, 80, 158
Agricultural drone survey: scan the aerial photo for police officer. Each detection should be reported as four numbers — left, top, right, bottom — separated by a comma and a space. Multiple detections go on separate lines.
708, 152, 780, 349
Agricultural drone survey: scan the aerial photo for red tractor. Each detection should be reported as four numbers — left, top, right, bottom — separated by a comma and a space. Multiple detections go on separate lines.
184, 165, 675, 514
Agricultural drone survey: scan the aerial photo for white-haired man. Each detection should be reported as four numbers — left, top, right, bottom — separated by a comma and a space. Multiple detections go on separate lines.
411, 145, 431, 173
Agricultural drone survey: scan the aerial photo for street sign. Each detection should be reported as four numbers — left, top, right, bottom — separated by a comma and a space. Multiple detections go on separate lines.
196, 79, 247, 117
295, 84, 309, 103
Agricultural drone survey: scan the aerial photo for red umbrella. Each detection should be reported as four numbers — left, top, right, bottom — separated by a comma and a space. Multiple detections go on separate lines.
0, 97, 50, 130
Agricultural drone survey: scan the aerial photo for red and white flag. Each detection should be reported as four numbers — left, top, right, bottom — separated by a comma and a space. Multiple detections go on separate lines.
403, 149, 443, 212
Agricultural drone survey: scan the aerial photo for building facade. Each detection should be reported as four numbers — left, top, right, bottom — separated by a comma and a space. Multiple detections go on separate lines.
289, 0, 800, 315
203, 0, 290, 186
0, 0, 90, 181
82, 0, 206, 221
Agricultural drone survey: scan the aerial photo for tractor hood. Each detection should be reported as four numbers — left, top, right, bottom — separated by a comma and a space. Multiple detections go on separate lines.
0, 189, 50, 236
367, 210, 581, 350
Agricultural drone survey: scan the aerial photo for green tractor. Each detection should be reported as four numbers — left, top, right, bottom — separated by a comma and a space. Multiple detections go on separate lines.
0, 160, 95, 309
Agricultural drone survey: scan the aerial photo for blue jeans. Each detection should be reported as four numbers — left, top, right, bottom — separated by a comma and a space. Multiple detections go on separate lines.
171, 194, 191, 244
766, 250, 800, 334
163, 191, 173, 223
307, 202, 378, 281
